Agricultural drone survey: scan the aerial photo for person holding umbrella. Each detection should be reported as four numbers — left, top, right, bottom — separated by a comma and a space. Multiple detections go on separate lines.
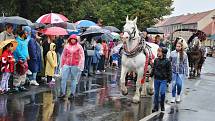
0, 40, 16, 94
59, 34, 85, 99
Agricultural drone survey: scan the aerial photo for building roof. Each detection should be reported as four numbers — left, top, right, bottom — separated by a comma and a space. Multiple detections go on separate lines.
155, 19, 167, 27
172, 14, 195, 25
202, 22, 215, 35
156, 9, 214, 27
183, 10, 214, 24
162, 16, 179, 26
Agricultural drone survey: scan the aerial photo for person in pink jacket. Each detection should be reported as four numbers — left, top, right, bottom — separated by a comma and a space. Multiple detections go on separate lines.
58, 34, 85, 100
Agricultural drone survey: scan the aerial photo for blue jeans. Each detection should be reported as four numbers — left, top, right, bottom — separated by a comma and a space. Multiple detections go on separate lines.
61, 65, 81, 95
172, 73, 184, 97
154, 79, 167, 108
29, 72, 37, 81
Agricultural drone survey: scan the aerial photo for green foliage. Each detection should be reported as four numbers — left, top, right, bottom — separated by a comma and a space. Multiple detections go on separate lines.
0, 0, 173, 30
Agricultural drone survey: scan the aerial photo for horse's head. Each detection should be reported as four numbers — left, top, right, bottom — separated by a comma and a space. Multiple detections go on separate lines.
192, 37, 201, 48
122, 16, 139, 43
177, 37, 188, 50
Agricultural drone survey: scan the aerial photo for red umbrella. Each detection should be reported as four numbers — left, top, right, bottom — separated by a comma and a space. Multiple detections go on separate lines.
42, 27, 68, 35
36, 13, 69, 24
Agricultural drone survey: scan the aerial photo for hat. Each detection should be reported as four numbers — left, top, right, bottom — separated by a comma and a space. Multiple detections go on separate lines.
23, 26, 31, 34
69, 34, 77, 40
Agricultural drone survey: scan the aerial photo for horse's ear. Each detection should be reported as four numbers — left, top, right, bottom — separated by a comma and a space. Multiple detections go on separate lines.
133, 17, 137, 24
126, 15, 129, 22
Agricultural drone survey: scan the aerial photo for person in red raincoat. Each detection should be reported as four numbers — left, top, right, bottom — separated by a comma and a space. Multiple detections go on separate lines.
0, 43, 15, 94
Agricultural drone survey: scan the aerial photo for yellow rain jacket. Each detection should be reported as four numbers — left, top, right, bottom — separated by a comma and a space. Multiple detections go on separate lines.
45, 43, 57, 76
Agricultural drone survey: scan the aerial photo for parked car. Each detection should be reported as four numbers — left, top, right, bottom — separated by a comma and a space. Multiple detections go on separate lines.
206, 46, 213, 57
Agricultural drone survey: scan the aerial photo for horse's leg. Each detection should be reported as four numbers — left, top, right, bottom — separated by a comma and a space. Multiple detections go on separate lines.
133, 70, 144, 103
120, 65, 128, 95
194, 62, 199, 77
148, 77, 154, 95
147, 66, 154, 95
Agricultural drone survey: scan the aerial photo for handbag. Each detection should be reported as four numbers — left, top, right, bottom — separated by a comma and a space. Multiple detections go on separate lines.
87, 50, 95, 56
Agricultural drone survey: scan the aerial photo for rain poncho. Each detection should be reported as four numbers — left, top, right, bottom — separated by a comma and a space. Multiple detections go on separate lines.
45, 43, 57, 76
61, 42, 85, 71
13, 36, 29, 61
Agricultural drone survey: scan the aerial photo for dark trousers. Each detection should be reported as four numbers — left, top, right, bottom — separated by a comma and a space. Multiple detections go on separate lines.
84, 56, 92, 74
154, 79, 167, 109
47, 76, 52, 83
98, 55, 105, 71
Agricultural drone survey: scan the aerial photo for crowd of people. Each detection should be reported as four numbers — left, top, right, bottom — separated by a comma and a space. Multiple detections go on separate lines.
0, 23, 190, 114
0, 23, 123, 96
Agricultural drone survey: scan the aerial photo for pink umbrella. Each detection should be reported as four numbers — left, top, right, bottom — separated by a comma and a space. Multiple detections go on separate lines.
42, 27, 68, 35
36, 13, 69, 24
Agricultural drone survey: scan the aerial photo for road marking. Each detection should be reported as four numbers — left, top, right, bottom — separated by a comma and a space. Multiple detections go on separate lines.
194, 79, 201, 87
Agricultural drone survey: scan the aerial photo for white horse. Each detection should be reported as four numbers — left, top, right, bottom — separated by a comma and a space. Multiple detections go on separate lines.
120, 16, 159, 103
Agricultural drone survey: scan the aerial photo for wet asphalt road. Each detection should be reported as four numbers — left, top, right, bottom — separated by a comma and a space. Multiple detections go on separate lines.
149, 57, 215, 121
0, 68, 154, 121
0, 57, 215, 121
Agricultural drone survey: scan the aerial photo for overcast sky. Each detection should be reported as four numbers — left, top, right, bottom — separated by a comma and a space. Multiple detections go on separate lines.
170, 0, 215, 17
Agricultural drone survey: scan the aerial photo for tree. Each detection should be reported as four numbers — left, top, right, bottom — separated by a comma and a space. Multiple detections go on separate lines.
0, 0, 173, 30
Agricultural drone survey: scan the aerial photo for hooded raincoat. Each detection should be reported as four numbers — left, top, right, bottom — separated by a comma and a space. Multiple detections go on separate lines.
61, 42, 85, 71
28, 30, 42, 73
45, 43, 57, 76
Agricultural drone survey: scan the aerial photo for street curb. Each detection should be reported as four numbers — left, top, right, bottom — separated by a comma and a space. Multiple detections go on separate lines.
139, 111, 161, 121
139, 103, 171, 121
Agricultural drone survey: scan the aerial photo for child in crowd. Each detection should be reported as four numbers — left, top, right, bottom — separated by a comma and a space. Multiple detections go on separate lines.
45, 43, 57, 86
0, 43, 15, 94
151, 47, 172, 112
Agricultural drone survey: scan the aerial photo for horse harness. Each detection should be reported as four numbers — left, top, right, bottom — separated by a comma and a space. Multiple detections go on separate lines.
122, 36, 155, 84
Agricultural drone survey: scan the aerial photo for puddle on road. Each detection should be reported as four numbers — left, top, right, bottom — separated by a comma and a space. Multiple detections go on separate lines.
0, 69, 153, 121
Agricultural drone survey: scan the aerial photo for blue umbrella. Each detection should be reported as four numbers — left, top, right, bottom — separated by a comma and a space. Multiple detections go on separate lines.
76, 20, 97, 29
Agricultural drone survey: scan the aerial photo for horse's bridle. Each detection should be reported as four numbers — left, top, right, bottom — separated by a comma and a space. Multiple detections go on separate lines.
122, 28, 148, 58
123, 26, 136, 41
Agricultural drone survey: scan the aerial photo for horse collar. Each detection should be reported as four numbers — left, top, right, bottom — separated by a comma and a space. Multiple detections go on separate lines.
123, 38, 145, 58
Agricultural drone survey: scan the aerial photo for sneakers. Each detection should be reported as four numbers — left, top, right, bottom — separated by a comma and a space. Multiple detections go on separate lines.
54, 74, 61, 77
96, 70, 101, 74
30, 80, 39, 86
176, 95, 181, 102
19, 86, 28, 91
27, 70, 32, 75
171, 97, 176, 103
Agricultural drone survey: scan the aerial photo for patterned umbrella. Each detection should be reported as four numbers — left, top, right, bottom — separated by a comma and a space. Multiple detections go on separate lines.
36, 13, 69, 24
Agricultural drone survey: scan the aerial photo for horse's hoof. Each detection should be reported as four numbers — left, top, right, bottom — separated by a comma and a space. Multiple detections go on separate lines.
140, 93, 147, 97
148, 91, 154, 96
122, 90, 128, 96
132, 97, 140, 103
